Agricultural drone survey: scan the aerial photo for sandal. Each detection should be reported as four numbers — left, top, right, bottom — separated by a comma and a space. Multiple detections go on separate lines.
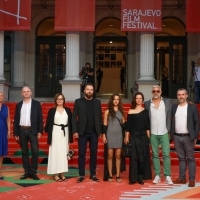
54, 177, 62, 182
54, 175, 62, 182
59, 174, 66, 181
108, 176, 113, 182
116, 177, 122, 183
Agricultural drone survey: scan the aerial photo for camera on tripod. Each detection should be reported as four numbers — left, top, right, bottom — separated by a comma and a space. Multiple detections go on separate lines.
81, 66, 88, 79
82, 66, 88, 74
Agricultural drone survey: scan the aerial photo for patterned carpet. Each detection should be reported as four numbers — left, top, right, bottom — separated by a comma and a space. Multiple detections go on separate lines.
0, 164, 200, 200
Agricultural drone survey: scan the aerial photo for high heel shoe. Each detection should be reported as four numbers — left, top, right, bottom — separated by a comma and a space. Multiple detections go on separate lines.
108, 176, 113, 182
116, 177, 122, 183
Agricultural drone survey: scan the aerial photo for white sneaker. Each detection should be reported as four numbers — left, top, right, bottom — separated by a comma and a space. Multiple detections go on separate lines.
165, 176, 173, 185
153, 175, 161, 184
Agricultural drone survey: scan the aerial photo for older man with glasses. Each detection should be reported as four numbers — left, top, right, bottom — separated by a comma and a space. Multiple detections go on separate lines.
144, 85, 173, 185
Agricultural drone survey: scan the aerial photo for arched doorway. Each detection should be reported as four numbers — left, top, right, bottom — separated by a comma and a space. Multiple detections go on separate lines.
35, 18, 66, 97
154, 18, 187, 98
94, 18, 127, 97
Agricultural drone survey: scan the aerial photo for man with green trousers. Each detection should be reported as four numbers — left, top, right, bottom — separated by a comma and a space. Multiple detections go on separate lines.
144, 85, 173, 185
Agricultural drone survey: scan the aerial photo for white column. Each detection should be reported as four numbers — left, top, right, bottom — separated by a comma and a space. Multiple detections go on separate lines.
139, 33, 156, 81
137, 32, 159, 101
60, 32, 81, 101
13, 31, 26, 86
9, 31, 26, 101
0, 31, 5, 81
80, 32, 86, 70
64, 32, 80, 81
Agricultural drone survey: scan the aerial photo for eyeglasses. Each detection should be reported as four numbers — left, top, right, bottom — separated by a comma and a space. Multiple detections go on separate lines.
56, 98, 64, 100
152, 90, 160, 93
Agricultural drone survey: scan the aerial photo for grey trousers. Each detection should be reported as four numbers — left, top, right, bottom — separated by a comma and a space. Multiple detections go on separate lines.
174, 135, 196, 181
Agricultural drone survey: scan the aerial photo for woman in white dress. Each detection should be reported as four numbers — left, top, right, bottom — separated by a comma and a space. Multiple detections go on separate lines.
44, 93, 73, 181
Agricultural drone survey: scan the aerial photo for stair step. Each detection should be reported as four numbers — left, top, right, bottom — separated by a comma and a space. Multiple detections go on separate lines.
5, 102, 200, 166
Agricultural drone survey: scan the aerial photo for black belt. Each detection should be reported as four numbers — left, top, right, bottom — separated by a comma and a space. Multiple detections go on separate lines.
174, 133, 189, 137
53, 123, 68, 136
20, 126, 31, 130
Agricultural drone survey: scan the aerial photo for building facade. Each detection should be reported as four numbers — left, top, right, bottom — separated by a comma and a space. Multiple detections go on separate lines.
0, 0, 200, 101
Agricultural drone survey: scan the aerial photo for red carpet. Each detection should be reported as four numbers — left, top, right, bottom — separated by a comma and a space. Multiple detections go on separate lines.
1, 164, 200, 200
2, 103, 200, 199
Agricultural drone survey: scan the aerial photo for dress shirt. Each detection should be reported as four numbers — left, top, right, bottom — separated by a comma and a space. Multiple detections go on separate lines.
20, 99, 32, 126
150, 98, 168, 135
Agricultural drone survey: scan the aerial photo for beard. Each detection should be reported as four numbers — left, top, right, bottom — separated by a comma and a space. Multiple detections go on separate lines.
85, 92, 93, 99
178, 98, 186, 103
153, 94, 161, 99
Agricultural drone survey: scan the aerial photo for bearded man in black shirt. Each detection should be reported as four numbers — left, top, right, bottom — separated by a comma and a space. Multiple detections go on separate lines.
72, 83, 102, 183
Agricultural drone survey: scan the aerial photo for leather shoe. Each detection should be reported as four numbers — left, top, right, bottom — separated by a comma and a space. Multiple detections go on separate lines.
20, 173, 30, 180
77, 176, 84, 183
188, 180, 195, 187
129, 181, 136, 185
137, 179, 144, 185
173, 178, 186, 184
90, 175, 100, 182
30, 173, 40, 180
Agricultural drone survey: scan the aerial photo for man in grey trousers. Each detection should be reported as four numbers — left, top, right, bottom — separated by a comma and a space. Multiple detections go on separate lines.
171, 88, 199, 187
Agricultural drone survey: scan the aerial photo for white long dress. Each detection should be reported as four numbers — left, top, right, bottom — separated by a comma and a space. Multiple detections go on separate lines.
47, 110, 69, 174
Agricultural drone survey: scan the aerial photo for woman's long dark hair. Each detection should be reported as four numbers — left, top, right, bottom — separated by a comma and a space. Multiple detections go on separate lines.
107, 94, 124, 119
131, 92, 144, 109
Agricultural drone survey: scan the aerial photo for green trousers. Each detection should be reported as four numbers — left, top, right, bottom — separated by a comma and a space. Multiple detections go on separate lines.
150, 133, 171, 177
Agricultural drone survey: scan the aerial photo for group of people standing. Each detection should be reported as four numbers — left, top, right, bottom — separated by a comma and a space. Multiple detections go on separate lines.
0, 84, 199, 188
101, 84, 199, 187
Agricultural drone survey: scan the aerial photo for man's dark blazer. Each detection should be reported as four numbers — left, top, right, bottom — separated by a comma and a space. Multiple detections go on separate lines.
44, 107, 73, 145
72, 97, 102, 135
171, 104, 199, 141
14, 99, 43, 136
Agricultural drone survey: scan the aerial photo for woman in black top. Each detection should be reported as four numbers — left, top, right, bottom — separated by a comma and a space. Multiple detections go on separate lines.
124, 92, 152, 185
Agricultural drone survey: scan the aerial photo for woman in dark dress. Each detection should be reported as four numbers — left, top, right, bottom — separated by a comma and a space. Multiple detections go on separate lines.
124, 92, 152, 185
0, 92, 10, 180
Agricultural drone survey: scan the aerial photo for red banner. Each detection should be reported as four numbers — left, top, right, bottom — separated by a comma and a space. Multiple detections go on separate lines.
121, 0, 162, 32
55, 0, 95, 31
0, 0, 31, 30
186, 0, 200, 32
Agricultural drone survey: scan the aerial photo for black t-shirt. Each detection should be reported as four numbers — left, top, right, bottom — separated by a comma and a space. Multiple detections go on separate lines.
84, 67, 94, 84
85, 98, 95, 133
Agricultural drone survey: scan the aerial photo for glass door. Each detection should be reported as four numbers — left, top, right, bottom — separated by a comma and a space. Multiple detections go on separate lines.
154, 36, 187, 99
35, 37, 66, 97
94, 36, 127, 97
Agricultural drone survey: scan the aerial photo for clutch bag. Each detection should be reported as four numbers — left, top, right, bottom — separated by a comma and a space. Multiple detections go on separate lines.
67, 149, 75, 160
